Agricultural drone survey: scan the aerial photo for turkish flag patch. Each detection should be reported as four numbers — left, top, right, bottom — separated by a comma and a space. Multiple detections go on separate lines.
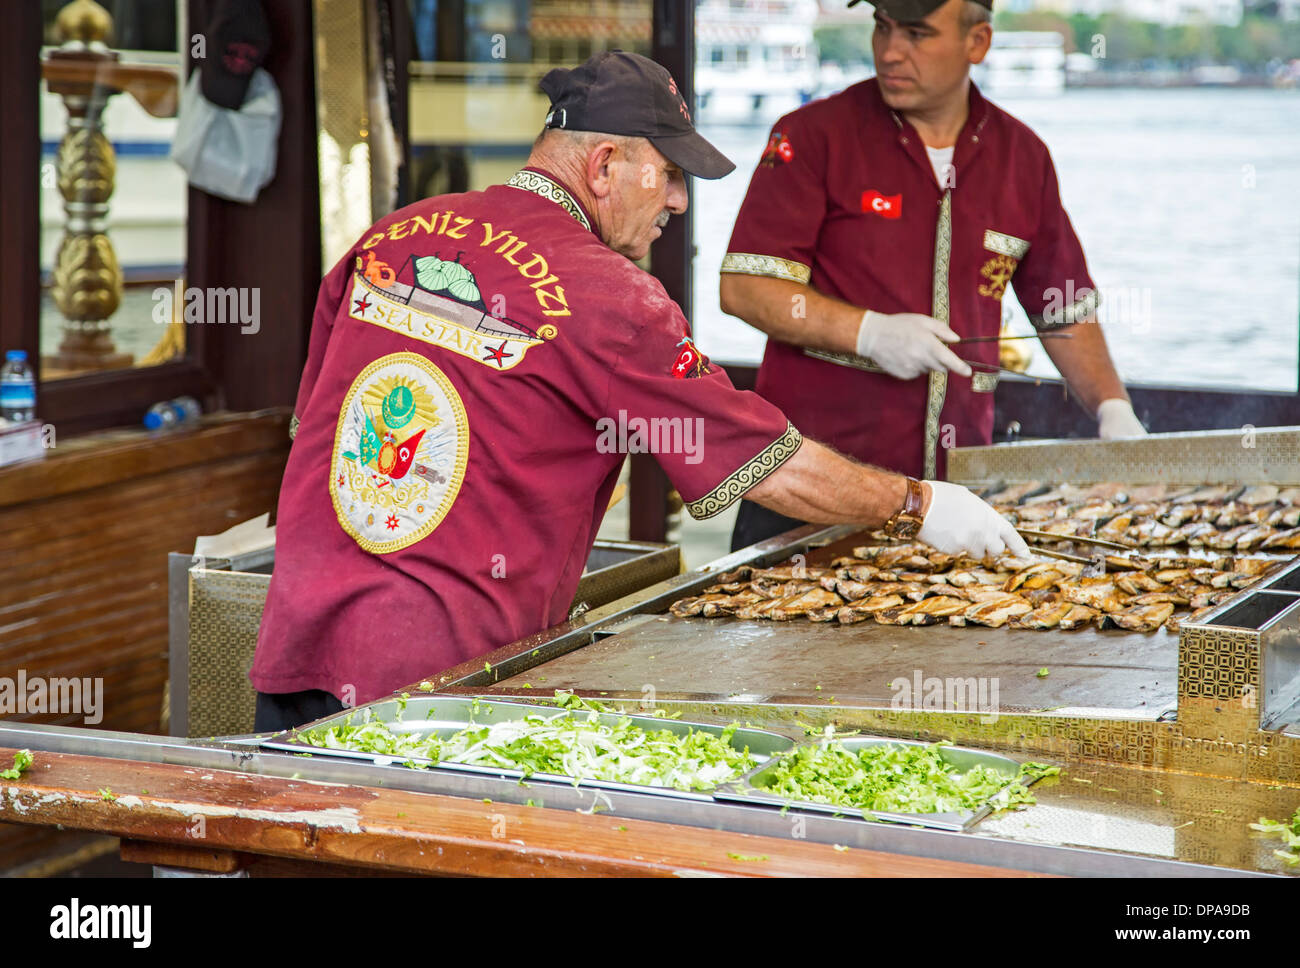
862, 190, 903, 219
671, 337, 711, 379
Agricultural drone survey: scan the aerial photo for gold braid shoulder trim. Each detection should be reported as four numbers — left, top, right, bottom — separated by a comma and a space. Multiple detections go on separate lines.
720, 252, 812, 285
1030, 287, 1102, 331
685, 422, 803, 521
505, 170, 591, 231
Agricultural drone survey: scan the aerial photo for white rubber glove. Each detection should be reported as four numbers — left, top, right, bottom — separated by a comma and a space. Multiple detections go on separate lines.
918, 480, 1031, 559
855, 310, 973, 381
1097, 398, 1147, 439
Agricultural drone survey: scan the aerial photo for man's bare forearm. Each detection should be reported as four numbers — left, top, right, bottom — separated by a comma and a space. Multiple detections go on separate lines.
745, 438, 923, 525
1041, 315, 1127, 416
719, 273, 863, 353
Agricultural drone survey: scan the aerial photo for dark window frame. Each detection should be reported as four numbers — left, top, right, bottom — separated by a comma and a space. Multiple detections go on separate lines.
2, 1, 322, 438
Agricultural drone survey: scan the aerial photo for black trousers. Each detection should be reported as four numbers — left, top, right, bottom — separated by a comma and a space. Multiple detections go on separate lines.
253, 689, 345, 734
729, 499, 811, 553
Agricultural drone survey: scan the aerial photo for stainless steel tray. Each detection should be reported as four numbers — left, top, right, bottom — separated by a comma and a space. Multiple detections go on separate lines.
715, 736, 1038, 831
261, 695, 795, 801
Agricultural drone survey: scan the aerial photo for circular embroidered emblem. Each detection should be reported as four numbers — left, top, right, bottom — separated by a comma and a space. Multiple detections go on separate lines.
331, 352, 469, 554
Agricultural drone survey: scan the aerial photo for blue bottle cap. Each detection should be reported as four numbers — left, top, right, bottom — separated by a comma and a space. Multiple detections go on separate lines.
5, 350, 27, 362
144, 410, 165, 430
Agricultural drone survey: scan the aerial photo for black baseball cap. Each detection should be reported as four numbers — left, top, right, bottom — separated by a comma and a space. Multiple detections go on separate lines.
538, 51, 735, 180
200, 0, 271, 110
847, 0, 992, 18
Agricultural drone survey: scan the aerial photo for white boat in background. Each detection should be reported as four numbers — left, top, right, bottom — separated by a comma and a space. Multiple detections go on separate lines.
695, 0, 820, 125
972, 31, 1066, 96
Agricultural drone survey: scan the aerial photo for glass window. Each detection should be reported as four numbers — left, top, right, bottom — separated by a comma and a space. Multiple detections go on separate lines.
692, 0, 824, 363
38, 0, 187, 382
407, 0, 652, 200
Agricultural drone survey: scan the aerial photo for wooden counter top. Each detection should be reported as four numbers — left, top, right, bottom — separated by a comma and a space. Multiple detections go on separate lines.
0, 746, 1048, 877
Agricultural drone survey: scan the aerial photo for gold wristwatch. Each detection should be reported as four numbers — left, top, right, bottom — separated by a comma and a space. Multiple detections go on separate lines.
883, 477, 926, 539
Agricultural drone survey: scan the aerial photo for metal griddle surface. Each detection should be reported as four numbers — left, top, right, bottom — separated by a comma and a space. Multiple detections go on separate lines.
505, 612, 1177, 714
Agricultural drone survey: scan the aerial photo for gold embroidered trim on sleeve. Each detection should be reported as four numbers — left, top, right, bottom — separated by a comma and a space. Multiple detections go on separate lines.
505, 170, 591, 231
1030, 287, 1101, 331
720, 252, 812, 285
685, 421, 803, 521
984, 229, 1031, 260
289, 413, 300, 440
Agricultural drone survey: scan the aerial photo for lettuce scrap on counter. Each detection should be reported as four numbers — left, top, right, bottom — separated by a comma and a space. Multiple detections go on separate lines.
295, 693, 757, 792
756, 737, 1058, 815
0, 750, 32, 780
1250, 807, 1300, 866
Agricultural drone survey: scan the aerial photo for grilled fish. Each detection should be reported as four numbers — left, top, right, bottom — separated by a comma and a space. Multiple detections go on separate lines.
1098, 514, 1134, 543
734, 598, 788, 620
886, 595, 972, 626
1159, 504, 1199, 528
768, 588, 845, 620
701, 591, 766, 617
1266, 506, 1300, 528
956, 595, 1033, 628
713, 566, 753, 584
1239, 484, 1280, 506
836, 594, 906, 624
833, 579, 877, 602
1104, 602, 1175, 632
1230, 557, 1280, 577
1204, 524, 1257, 550
1012, 601, 1077, 629
752, 566, 835, 582
670, 594, 731, 617
704, 581, 751, 594
1262, 527, 1300, 550
1005, 563, 1070, 592
1126, 591, 1190, 607
1058, 605, 1101, 630
1060, 578, 1126, 612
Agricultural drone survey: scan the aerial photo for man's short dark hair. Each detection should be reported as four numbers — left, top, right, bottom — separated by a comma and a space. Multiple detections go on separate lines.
961, 0, 992, 30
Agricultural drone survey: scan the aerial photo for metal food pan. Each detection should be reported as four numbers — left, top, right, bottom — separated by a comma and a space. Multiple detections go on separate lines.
715, 736, 1038, 832
1261, 558, 1300, 595
261, 695, 794, 801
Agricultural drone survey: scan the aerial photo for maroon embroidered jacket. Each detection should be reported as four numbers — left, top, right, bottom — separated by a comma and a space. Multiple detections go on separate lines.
252, 168, 800, 704
723, 79, 1097, 479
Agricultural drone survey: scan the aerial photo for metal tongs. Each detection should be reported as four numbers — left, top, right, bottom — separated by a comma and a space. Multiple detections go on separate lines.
1016, 528, 1139, 574
952, 333, 1074, 344
1015, 528, 1134, 551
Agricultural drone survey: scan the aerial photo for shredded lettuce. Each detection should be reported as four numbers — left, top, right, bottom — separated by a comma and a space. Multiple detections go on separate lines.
756, 735, 1055, 816
1250, 807, 1300, 865
297, 695, 757, 792
0, 750, 32, 780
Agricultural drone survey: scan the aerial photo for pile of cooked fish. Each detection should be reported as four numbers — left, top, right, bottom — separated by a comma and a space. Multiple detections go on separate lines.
670, 483, 1297, 634
989, 482, 1300, 552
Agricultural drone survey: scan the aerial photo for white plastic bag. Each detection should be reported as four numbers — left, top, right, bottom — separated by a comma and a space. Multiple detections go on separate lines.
171, 66, 281, 204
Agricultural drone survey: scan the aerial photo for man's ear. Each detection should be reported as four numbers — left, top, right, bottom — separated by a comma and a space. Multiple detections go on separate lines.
586, 141, 618, 199
968, 23, 993, 65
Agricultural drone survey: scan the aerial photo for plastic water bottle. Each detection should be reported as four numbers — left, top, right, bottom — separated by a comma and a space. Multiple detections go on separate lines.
0, 350, 36, 424
144, 395, 202, 430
